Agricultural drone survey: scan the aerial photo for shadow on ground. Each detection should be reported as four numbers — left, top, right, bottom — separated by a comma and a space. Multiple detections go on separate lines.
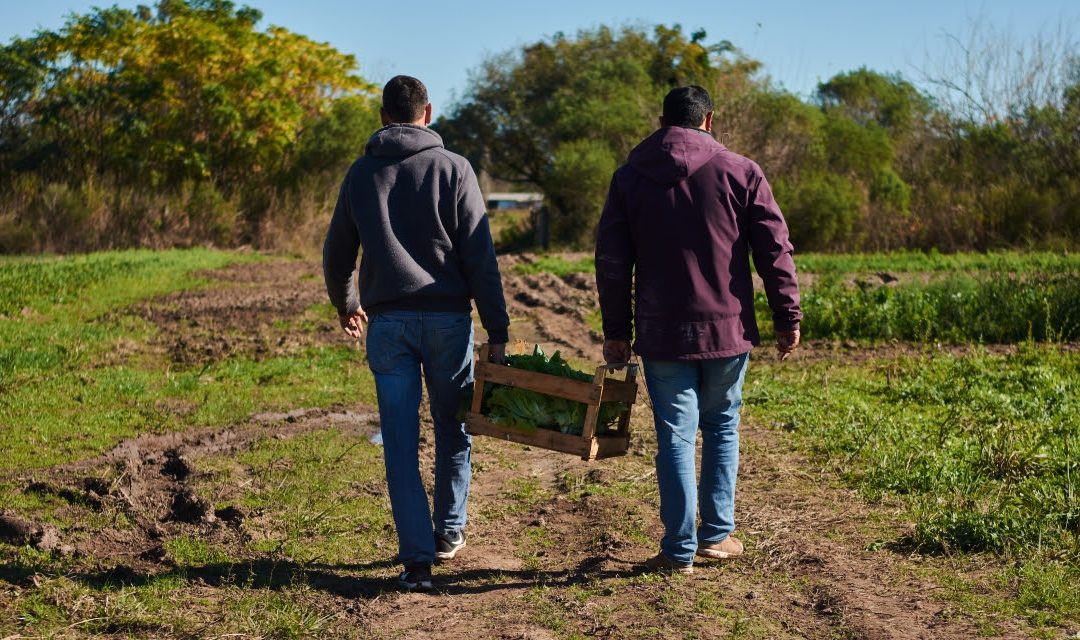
0, 554, 646, 599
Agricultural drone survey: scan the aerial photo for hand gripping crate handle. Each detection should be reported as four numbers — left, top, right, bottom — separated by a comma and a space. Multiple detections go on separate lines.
477, 344, 638, 377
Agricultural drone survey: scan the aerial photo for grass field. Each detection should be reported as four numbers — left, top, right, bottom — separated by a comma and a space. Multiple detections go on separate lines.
0, 249, 1077, 638
746, 347, 1080, 626
510, 250, 1080, 277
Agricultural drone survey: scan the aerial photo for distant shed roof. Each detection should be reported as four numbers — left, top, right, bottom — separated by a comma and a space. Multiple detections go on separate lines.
486, 192, 543, 202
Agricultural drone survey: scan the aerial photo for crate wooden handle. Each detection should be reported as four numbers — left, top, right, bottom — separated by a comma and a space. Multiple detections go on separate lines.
594, 362, 639, 379
470, 344, 490, 413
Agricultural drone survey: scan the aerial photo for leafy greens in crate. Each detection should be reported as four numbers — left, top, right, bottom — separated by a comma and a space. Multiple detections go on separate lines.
481, 345, 629, 435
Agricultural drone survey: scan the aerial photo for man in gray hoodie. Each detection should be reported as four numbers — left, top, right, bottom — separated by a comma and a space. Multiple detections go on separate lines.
323, 75, 509, 593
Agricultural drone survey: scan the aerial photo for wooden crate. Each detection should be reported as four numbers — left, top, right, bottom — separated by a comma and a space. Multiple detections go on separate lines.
465, 345, 638, 461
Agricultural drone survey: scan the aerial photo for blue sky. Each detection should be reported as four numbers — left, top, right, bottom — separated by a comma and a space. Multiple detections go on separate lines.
3, 0, 1077, 115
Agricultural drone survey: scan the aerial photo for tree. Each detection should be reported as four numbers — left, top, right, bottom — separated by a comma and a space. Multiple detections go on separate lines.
436, 25, 747, 247
0, 0, 378, 249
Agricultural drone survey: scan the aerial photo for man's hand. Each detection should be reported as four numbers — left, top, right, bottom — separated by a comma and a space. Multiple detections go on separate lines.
488, 342, 507, 364
338, 308, 368, 339
775, 328, 800, 361
603, 339, 631, 366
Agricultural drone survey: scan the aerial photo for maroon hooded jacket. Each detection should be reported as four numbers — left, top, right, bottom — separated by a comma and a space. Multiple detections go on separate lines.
595, 126, 801, 361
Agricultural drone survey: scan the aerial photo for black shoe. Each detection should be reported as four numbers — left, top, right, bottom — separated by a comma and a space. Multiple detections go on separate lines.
435, 531, 466, 561
397, 563, 432, 592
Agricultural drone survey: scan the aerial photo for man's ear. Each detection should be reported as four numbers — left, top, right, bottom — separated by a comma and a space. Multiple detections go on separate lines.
380, 108, 391, 126
704, 111, 714, 133
423, 103, 433, 126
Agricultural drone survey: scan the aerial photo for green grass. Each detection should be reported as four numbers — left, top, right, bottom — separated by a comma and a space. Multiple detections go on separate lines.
3, 248, 1077, 636
0, 249, 249, 388
0, 249, 376, 472
794, 250, 1080, 274
745, 345, 1080, 624
789, 272, 1080, 342
515, 251, 1080, 344
513, 254, 596, 277
0, 250, 228, 315
164, 536, 233, 566
505, 250, 1080, 279
0, 341, 374, 470
1, 569, 353, 638
222, 428, 392, 564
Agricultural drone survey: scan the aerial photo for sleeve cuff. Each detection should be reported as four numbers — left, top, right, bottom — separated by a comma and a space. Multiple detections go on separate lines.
485, 327, 509, 345
773, 319, 800, 332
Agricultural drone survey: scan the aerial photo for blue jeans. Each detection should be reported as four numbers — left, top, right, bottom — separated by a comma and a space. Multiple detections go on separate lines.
642, 353, 750, 566
365, 311, 474, 567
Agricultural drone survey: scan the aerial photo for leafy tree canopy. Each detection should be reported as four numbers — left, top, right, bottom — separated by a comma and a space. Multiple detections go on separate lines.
436, 24, 752, 246
0, 0, 376, 190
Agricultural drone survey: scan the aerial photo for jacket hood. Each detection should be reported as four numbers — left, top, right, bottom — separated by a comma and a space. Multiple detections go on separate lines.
627, 126, 724, 184
365, 123, 443, 158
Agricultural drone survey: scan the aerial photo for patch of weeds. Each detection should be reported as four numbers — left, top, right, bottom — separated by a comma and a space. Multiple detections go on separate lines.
516, 522, 559, 571
794, 250, 1080, 275
555, 468, 644, 501
748, 347, 1080, 559
785, 271, 1080, 342
231, 429, 391, 565
1008, 559, 1080, 627
523, 585, 572, 636
164, 536, 232, 567
747, 345, 1080, 628
513, 254, 594, 277
228, 588, 340, 639
15, 588, 69, 630
505, 476, 551, 513
910, 562, 1021, 632
0, 544, 71, 585
692, 590, 723, 616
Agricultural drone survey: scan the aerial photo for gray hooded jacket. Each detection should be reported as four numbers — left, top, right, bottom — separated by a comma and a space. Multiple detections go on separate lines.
323, 124, 509, 344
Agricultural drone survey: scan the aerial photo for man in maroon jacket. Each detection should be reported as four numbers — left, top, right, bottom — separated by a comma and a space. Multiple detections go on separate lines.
595, 85, 801, 574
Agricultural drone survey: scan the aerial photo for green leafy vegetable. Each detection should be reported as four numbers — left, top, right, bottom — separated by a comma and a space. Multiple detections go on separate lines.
483, 345, 629, 436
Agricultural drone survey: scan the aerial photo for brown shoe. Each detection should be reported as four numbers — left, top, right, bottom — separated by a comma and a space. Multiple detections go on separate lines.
696, 534, 744, 560
642, 553, 693, 575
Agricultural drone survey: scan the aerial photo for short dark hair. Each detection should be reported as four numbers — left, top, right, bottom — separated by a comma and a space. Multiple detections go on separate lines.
662, 85, 713, 128
382, 75, 428, 123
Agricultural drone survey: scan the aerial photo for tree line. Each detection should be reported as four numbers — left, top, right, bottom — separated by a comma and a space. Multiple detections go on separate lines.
0, 0, 380, 252
1, 2, 1077, 253
436, 24, 1080, 252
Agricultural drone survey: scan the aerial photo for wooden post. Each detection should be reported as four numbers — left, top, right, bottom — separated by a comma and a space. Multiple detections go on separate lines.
578, 367, 606, 460
615, 363, 639, 436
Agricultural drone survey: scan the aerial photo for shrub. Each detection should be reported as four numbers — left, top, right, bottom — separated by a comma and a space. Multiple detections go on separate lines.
780, 173, 863, 251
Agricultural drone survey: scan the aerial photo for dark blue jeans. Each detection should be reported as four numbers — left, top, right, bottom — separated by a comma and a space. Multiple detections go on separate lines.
642, 353, 750, 565
366, 311, 474, 567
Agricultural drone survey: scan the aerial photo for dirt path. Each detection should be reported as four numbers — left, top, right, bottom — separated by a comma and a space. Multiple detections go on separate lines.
1, 256, 1041, 639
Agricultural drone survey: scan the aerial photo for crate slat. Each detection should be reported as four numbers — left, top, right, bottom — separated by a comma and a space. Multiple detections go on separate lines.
465, 413, 631, 460
474, 360, 597, 404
